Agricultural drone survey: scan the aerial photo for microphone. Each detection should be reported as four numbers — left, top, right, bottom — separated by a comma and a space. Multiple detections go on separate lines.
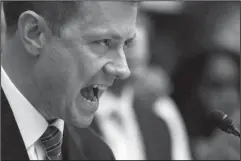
209, 109, 240, 138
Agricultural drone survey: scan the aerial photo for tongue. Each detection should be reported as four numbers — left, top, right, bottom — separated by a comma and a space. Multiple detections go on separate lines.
81, 86, 97, 102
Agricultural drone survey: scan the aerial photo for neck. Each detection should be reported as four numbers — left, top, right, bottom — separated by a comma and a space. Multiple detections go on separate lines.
2, 35, 41, 111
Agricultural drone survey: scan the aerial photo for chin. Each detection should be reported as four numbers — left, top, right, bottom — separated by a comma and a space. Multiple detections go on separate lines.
66, 114, 94, 129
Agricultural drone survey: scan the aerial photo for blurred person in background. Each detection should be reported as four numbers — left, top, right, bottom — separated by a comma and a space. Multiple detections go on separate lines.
90, 12, 192, 160
1, 3, 6, 48
171, 50, 240, 160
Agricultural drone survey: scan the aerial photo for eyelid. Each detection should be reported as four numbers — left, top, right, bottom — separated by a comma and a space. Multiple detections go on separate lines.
92, 36, 135, 48
94, 39, 112, 46
124, 38, 135, 47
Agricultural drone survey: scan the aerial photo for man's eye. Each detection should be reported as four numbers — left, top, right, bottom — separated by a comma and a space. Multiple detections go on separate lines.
94, 39, 112, 46
124, 39, 134, 48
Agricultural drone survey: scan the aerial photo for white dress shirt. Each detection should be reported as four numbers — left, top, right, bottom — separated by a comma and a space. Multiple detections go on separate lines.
96, 87, 146, 160
1, 66, 64, 160
96, 86, 192, 160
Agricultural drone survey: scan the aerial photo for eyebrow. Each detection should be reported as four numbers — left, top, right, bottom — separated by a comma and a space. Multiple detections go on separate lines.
83, 28, 136, 41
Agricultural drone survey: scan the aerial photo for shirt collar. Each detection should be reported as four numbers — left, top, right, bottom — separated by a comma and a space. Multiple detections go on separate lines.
1, 66, 64, 149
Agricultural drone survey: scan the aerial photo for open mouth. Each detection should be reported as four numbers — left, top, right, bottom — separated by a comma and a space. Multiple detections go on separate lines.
80, 85, 107, 103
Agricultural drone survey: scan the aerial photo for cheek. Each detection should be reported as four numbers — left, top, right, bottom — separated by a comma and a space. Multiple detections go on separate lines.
72, 42, 107, 83
199, 89, 223, 110
34, 45, 80, 97
198, 88, 213, 108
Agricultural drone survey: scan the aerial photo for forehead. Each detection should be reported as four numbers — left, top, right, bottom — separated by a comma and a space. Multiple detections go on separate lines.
61, 1, 138, 39
81, 1, 138, 21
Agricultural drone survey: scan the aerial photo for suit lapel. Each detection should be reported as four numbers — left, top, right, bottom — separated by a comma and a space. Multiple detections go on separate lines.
1, 89, 30, 160
63, 124, 115, 160
62, 124, 87, 160
133, 94, 172, 160
89, 118, 103, 136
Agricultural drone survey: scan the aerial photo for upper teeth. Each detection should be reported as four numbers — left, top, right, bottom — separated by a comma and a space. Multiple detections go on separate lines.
93, 85, 107, 91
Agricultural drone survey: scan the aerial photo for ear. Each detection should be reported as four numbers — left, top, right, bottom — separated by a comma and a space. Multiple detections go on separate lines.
18, 10, 50, 57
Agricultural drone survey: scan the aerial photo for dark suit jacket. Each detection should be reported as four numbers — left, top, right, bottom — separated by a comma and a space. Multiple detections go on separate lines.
1, 89, 115, 160
90, 92, 172, 160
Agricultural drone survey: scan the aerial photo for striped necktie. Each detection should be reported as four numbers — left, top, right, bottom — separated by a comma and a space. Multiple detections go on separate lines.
40, 126, 63, 160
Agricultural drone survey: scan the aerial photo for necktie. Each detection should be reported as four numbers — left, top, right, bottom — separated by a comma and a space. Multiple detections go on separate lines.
40, 126, 63, 160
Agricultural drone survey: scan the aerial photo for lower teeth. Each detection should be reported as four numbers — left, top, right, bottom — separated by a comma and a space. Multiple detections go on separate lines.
80, 86, 99, 103
82, 96, 98, 103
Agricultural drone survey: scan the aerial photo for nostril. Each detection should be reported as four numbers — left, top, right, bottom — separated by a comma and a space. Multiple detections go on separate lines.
103, 63, 116, 76
116, 67, 131, 80
103, 60, 130, 79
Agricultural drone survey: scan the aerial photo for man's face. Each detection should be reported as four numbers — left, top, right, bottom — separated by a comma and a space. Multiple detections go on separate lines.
33, 2, 137, 127
199, 55, 240, 116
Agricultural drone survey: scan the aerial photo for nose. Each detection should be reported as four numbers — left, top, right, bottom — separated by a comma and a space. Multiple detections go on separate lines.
103, 51, 131, 80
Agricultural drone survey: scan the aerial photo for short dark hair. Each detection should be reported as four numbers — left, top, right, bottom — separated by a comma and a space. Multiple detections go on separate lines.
3, 1, 81, 36
3, 1, 141, 36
